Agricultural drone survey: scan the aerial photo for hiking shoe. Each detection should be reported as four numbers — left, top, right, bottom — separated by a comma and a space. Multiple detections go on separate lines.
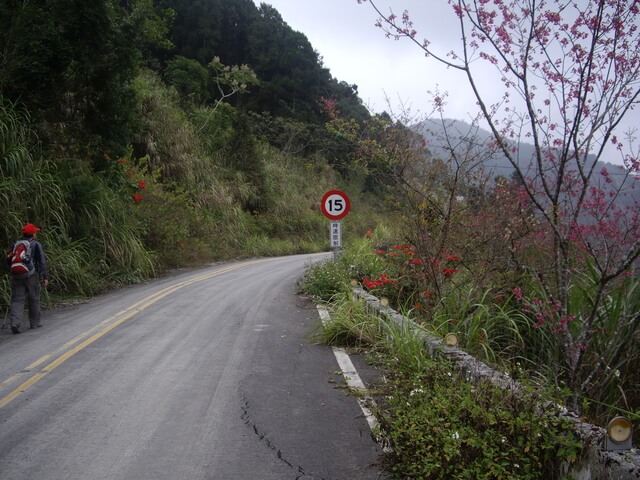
11, 325, 20, 334
30, 323, 42, 329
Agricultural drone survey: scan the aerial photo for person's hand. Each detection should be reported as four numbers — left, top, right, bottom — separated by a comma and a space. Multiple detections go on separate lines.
43, 279, 49, 288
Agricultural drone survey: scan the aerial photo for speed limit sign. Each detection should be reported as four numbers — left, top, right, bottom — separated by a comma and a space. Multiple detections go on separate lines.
321, 190, 351, 220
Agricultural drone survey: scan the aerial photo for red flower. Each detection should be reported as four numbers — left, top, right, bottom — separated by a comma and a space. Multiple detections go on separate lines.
374, 249, 387, 255
408, 258, 424, 265
363, 274, 396, 290
379, 274, 396, 284
422, 290, 433, 297
442, 268, 457, 277
137, 180, 147, 190
390, 245, 416, 255
363, 278, 383, 289
414, 304, 424, 310
131, 193, 144, 204
446, 254, 460, 262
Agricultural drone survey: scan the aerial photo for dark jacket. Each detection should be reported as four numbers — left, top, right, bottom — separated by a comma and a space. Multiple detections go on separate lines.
6, 235, 49, 280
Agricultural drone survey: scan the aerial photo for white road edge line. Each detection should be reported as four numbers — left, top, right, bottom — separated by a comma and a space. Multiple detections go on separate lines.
316, 305, 390, 452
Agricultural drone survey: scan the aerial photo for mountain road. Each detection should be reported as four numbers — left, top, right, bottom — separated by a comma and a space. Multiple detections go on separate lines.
0, 254, 384, 480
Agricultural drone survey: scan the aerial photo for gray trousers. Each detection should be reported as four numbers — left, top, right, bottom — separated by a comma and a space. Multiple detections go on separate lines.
10, 274, 41, 328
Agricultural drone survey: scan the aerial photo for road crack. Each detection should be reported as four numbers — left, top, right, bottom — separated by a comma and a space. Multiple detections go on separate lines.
240, 392, 336, 480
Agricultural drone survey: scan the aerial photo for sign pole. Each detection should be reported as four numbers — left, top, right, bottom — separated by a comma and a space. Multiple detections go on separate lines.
330, 220, 342, 262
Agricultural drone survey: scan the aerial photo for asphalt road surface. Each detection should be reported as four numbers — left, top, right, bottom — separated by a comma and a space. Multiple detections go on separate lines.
0, 254, 385, 480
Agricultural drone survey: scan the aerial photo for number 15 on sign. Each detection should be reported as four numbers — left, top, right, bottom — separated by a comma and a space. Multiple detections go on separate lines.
320, 190, 350, 221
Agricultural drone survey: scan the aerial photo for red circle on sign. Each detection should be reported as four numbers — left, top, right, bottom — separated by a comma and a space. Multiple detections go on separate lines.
321, 190, 351, 220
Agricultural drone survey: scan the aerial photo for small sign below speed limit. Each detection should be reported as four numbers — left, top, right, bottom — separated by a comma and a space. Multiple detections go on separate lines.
320, 190, 351, 220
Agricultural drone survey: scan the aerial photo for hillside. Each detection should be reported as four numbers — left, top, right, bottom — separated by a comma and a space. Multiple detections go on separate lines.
0, 0, 401, 309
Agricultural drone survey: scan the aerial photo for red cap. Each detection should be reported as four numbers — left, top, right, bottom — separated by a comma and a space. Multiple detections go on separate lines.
22, 223, 41, 235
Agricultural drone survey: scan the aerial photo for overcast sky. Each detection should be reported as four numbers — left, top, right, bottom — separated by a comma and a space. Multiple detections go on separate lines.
252, 0, 637, 166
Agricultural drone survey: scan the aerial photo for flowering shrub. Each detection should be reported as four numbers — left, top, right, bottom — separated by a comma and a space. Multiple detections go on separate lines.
364, 243, 464, 315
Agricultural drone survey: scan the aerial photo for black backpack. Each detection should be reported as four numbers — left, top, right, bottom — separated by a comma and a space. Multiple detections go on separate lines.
7, 239, 35, 277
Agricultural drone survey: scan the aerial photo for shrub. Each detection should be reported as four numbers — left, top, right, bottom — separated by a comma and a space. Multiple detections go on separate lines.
380, 359, 582, 479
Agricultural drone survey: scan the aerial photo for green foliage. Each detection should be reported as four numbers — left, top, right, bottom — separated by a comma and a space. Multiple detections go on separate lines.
0, 100, 68, 250
430, 287, 555, 374
308, 228, 639, 444
565, 269, 640, 423
62, 170, 156, 283
244, 4, 330, 122
160, 0, 256, 66
381, 361, 582, 479
0, 0, 142, 156
132, 70, 206, 185
165, 56, 210, 104
299, 261, 354, 299
124, 0, 175, 69
299, 229, 397, 300
44, 239, 108, 298
247, 112, 328, 157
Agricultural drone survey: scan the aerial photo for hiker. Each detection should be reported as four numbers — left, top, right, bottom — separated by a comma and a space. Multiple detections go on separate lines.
6, 223, 49, 334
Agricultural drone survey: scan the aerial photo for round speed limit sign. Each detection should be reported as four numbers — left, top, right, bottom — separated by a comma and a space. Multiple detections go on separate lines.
321, 190, 351, 220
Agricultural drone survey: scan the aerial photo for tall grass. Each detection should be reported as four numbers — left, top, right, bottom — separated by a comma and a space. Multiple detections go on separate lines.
64, 172, 156, 282
311, 293, 385, 348
429, 286, 557, 377
43, 239, 107, 298
567, 269, 640, 422
1, 98, 156, 309
0, 99, 68, 246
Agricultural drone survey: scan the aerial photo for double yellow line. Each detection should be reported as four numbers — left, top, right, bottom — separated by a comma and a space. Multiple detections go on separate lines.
0, 260, 267, 409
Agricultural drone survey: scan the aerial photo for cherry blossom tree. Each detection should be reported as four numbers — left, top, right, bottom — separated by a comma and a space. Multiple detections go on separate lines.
358, 0, 640, 407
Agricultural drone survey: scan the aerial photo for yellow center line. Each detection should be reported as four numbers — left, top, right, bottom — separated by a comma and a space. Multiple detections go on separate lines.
0, 259, 269, 409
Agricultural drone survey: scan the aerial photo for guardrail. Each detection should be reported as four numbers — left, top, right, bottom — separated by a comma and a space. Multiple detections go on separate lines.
352, 287, 640, 480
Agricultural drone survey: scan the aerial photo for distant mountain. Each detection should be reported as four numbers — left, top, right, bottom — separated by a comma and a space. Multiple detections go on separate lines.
411, 118, 639, 208
412, 118, 515, 177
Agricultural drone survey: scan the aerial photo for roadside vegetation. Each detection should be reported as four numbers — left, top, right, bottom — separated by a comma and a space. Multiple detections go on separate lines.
301, 235, 609, 477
